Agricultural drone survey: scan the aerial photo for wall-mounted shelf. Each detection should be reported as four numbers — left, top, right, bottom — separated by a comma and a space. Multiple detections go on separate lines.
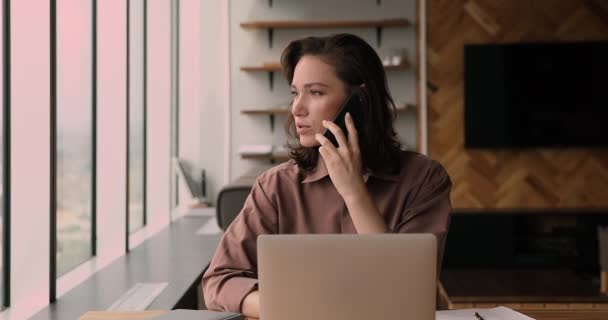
240, 63, 282, 72
241, 61, 411, 90
242, 108, 288, 131
241, 63, 282, 90
240, 19, 411, 29
266, 0, 384, 8
241, 61, 410, 72
238, 5, 419, 165
242, 103, 416, 115
242, 108, 289, 115
241, 154, 290, 163
396, 103, 417, 113
242, 103, 417, 131
240, 18, 411, 48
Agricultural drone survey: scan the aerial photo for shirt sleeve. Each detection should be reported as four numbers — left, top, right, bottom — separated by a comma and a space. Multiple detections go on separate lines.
393, 160, 452, 273
202, 177, 278, 312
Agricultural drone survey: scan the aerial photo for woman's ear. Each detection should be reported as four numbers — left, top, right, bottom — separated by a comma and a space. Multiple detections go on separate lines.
358, 83, 369, 99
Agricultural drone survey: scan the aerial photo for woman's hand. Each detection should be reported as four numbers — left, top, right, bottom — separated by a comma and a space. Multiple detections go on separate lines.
241, 290, 260, 318
316, 113, 390, 234
315, 112, 366, 201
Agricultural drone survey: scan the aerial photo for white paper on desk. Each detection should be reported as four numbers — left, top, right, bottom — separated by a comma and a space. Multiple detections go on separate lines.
436, 306, 535, 320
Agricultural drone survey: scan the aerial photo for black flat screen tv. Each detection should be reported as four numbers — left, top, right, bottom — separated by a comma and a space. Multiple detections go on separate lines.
464, 41, 608, 149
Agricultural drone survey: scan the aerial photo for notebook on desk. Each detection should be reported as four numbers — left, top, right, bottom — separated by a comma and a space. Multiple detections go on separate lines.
79, 310, 242, 320
436, 307, 535, 320
150, 309, 242, 320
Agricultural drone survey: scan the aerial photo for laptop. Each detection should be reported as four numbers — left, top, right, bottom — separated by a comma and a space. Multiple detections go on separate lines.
258, 234, 437, 320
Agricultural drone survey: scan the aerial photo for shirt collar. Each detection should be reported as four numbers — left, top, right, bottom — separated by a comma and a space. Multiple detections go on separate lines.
301, 155, 329, 183
301, 155, 401, 184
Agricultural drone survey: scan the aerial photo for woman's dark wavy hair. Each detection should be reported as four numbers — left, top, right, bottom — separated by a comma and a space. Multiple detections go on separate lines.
281, 33, 402, 174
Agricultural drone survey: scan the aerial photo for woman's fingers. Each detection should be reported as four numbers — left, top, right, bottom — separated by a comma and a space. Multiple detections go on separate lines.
315, 133, 339, 162
344, 113, 360, 153
322, 120, 349, 149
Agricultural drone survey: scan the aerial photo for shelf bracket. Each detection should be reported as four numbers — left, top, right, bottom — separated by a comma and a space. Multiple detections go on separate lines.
269, 114, 276, 132
426, 81, 439, 93
267, 28, 274, 48
376, 27, 383, 47
269, 0, 273, 7
268, 71, 275, 91
377, 0, 381, 5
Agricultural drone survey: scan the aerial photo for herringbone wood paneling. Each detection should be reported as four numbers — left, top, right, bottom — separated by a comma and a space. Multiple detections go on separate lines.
428, 0, 608, 209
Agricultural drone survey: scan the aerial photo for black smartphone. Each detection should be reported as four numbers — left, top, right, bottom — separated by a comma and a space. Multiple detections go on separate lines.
323, 88, 366, 148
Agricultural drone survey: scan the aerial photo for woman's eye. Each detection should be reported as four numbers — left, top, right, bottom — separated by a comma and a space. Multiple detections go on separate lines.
290, 91, 298, 96
311, 90, 323, 96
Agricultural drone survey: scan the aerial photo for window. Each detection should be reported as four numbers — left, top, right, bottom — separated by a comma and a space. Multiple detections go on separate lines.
0, 0, 5, 308
169, 0, 179, 212
128, 0, 145, 234
56, 0, 94, 276
130, 0, 172, 241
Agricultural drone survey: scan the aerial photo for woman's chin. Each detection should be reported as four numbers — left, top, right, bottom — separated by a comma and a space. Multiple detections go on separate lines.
299, 137, 321, 148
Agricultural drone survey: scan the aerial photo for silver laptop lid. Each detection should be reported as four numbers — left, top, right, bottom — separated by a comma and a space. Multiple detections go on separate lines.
258, 234, 437, 320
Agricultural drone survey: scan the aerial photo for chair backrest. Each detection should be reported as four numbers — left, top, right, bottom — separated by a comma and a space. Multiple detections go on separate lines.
216, 182, 254, 230
215, 165, 272, 230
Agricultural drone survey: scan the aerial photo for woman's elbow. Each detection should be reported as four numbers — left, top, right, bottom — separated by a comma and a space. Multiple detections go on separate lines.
201, 275, 223, 311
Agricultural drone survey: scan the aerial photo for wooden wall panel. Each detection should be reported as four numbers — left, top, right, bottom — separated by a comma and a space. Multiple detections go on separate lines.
427, 0, 608, 209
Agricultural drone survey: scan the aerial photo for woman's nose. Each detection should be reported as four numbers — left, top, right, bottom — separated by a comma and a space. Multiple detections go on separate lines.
291, 96, 307, 117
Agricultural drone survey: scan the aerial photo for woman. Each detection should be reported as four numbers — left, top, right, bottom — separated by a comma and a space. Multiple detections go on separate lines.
202, 33, 451, 318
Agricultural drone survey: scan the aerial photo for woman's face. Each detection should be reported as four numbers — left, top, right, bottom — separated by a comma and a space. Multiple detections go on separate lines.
290, 55, 348, 147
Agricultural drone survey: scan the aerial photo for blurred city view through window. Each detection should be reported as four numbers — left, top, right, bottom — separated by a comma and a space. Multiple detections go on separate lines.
129, 0, 145, 234
0, 0, 148, 279
56, 0, 93, 276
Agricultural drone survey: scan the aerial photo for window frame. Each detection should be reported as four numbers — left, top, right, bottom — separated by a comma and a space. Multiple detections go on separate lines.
1, 0, 11, 309
169, 0, 180, 215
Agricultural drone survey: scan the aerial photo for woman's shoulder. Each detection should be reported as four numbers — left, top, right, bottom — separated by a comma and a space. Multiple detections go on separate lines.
397, 150, 451, 186
399, 150, 440, 166
255, 159, 300, 187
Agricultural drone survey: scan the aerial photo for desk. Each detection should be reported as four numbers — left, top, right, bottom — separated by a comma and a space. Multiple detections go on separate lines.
31, 216, 222, 320
79, 310, 608, 320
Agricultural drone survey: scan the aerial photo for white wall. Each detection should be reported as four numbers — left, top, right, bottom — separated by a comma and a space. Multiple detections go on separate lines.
194, 0, 418, 202
147, 0, 172, 226
194, 0, 230, 203
228, 0, 418, 180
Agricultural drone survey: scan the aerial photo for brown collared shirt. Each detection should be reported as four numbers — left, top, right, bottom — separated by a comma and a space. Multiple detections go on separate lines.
202, 151, 452, 312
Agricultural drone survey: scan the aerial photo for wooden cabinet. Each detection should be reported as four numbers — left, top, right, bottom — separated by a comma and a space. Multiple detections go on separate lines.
438, 269, 608, 311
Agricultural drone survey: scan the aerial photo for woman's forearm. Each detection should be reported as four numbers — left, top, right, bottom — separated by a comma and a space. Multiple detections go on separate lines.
343, 187, 390, 234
